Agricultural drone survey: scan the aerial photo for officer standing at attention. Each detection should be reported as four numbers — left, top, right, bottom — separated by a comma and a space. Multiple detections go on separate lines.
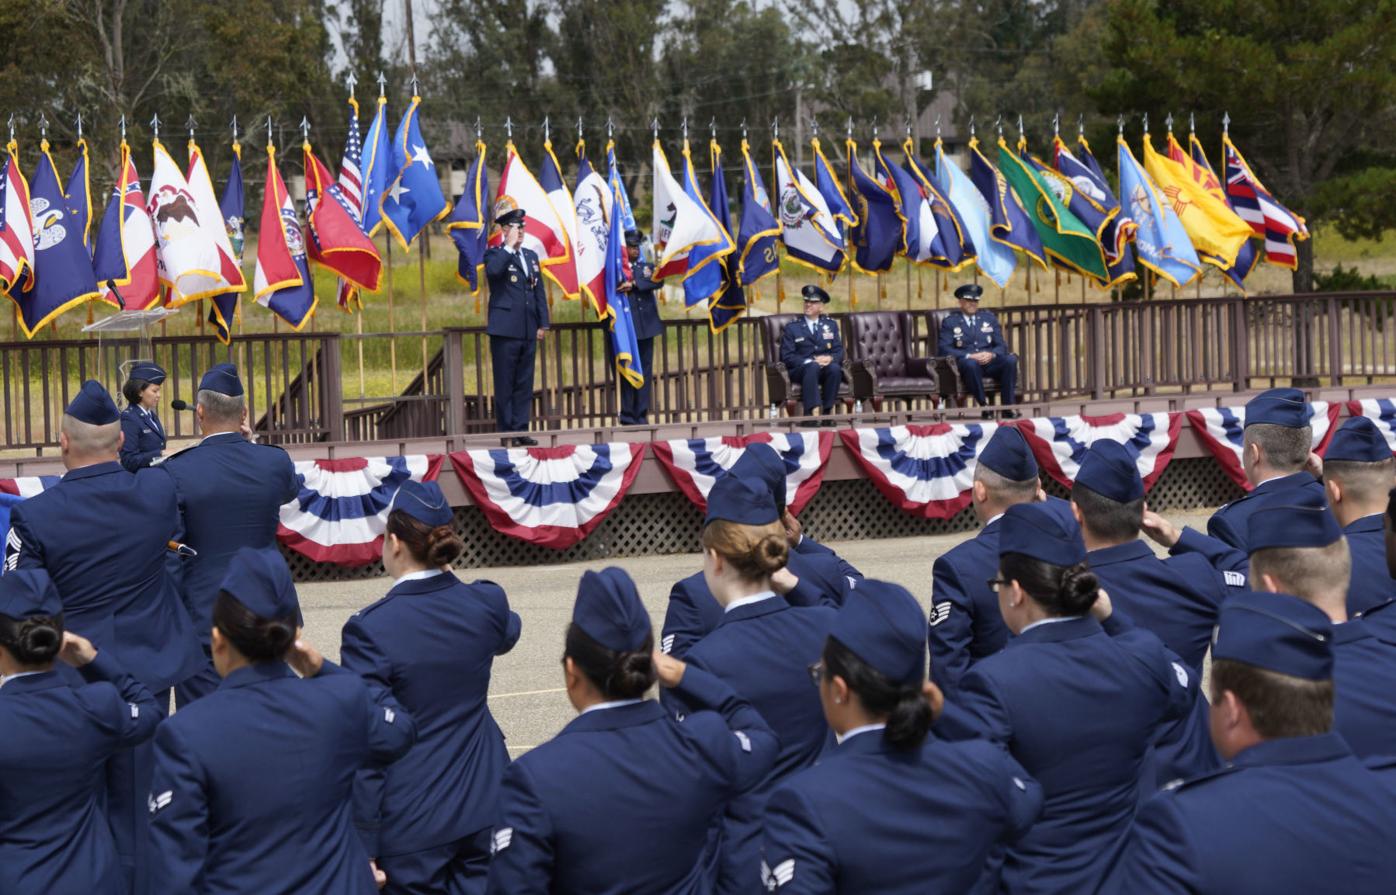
159, 363, 301, 707
485, 205, 549, 446
779, 285, 844, 420
5, 379, 203, 895
934, 502, 1195, 895
937, 283, 1018, 414
148, 547, 416, 895
118, 362, 167, 471
485, 567, 778, 895
0, 570, 160, 895
759, 580, 1043, 894
1102, 593, 1396, 894
341, 480, 522, 895
617, 229, 664, 426
1320, 416, 1396, 614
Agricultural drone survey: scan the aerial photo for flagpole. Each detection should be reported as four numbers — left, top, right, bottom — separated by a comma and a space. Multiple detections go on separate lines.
386, 230, 397, 390
772, 117, 784, 316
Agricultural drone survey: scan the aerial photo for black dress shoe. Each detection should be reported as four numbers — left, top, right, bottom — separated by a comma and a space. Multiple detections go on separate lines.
511, 436, 539, 447
1000, 409, 1021, 420
981, 410, 995, 420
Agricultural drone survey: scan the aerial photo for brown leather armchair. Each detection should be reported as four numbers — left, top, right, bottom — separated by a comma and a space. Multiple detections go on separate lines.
846, 311, 942, 408
929, 310, 1015, 407
759, 312, 854, 415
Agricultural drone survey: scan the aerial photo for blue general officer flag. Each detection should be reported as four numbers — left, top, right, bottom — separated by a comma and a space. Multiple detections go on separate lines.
707, 138, 746, 332
359, 93, 392, 236
736, 137, 780, 287
447, 140, 490, 295
211, 141, 245, 342
381, 95, 449, 250
15, 143, 100, 337
606, 180, 643, 389
1117, 135, 1202, 287
65, 137, 92, 256
845, 138, 902, 273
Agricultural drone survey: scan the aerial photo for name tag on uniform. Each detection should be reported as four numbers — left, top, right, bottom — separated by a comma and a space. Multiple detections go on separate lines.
793, 336, 805, 343
981, 322, 993, 332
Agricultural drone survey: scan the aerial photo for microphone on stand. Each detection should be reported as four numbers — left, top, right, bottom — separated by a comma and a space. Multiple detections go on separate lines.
170, 399, 194, 411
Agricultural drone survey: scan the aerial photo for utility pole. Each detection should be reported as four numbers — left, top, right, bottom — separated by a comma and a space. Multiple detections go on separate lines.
794, 85, 805, 169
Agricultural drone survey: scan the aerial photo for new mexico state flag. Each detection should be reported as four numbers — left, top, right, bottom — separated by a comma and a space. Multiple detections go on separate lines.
1142, 133, 1252, 270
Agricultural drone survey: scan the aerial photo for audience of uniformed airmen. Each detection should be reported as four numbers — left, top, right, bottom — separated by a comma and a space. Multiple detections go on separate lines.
3, 378, 1396, 894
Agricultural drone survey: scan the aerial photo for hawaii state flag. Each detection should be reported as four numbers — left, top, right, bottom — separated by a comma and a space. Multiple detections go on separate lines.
93, 141, 160, 310
1223, 133, 1308, 269
303, 141, 382, 293
13, 144, 100, 337
253, 144, 316, 329
448, 140, 491, 297
0, 144, 35, 294
570, 141, 612, 315
491, 143, 572, 293
540, 140, 581, 299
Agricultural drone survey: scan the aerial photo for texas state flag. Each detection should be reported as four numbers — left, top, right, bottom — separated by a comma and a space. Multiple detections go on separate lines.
253, 145, 316, 329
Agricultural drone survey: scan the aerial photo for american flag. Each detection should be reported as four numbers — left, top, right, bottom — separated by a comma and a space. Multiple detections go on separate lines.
0, 150, 34, 292
337, 96, 365, 310
1223, 136, 1308, 269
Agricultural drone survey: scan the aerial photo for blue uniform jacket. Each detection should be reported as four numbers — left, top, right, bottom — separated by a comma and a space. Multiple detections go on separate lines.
485, 246, 550, 340
761, 730, 1043, 894
7, 462, 203, 692
159, 433, 302, 645
341, 572, 522, 858
659, 548, 851, 659
485, 666, 778, 895
792, 535, 863, 586
148, 660, 416, 895
118, 405, 166, 472
1343, 514, 1396, 616
1332, 617, 1396, 759
780, 315, 844, 370
0, 651, 160, 895
936, 614, 1195, 895
628, 259, 664, 341
937, 308, 1008, 358
1207, 471, 1326, 553
1102, 733, 1396, 895
663, 596, 836, 895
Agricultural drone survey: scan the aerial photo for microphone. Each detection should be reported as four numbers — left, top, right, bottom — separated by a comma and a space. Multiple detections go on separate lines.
105, 279, 126, 310
170, 399, 193, 411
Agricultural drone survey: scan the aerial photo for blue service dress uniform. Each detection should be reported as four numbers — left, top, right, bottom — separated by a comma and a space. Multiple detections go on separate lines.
485, 665, 778, 895
118, 405, 166, 472
618, 258, 664, 426
779, 314, 844, 414
485, 245, 550, 434
1330, 616, 1396, 758
159, 431, 302, 705
1206, 471, 1326, 554
937, 308, 1017, 405
0, 650, 160, 895
1102, 732, 1396, 894
936, 614, 1196, 895
761, 729, 1043, 894
341, 571, 522, 894
661, 595, 836, 895
1343, 513, 1396, 615
148, 660, 416, 895
6, 460, 204, 895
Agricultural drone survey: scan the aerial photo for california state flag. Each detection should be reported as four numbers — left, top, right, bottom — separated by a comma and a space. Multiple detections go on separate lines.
491, 143, 575, 295
147, 139, 244, 304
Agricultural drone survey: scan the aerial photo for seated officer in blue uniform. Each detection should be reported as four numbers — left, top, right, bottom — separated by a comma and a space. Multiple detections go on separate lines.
617, 229, 664, 426
1103, 592, 1396, 895
935, 502, 1196, 895
760, 580, 1043, 895
1321, 416, 1396, 615
159, 363, 301, 708
485, 206, 550, 447
341, 480, 522, 895
5, 379, 203, 895
118, 362, 167, 471
937, 283, 1018, 414
779, 285, 844, 420
0, 570, 160, 895
486, 567, 777, 895
660, 443, 857, 659
1246, 496, 1396, 759
928, 425, 1059, 696
660, 474, 838, 895
149, 547, 416, 895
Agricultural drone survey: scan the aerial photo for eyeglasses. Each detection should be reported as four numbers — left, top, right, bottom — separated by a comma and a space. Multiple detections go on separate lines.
807, 661, 825, 688
986, 577, 1009, 593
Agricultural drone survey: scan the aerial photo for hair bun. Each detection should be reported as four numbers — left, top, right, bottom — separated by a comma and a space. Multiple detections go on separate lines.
261, 620, 296, 651
1060, 567, 1101, 615
609, 650, 657, 700
13, 618, 62, 664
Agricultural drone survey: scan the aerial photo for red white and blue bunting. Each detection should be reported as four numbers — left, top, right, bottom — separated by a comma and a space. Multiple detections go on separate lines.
1185, 402, 1341, 491
449, 443, 647, 550
277, 455, 444, 566
651, 432, 833, 515
838, 423, 1000, 519
1346, 400, 1396, 454
1016, 412, 1183, 492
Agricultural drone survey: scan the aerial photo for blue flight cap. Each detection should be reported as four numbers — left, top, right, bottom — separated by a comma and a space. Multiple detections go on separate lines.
1074, 440, 1144, 503
1244, 388, 1311, 429
1325, 417, 1391, 463
0, 569, 62, 620
128, 362, 166, 384
829, 579, 926, 687
978, 426, 1039, 482
219, 546, 299, 620
573, 567, 650, 652
704, 473, 780, 527
199, 363, 244, 397
390, 480, 453, 528
1248, 493, 1343, 552
1000, 501, 1087, 565
1212, 591, 1333, 681
726, 442, 787, 509
66, 380, 120, 425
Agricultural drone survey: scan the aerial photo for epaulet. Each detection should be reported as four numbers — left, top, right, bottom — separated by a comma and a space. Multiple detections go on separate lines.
351, 592, 396, 620
1160, 764, 1241, 794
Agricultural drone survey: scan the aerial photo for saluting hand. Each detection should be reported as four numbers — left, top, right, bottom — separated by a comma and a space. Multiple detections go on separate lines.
769, 567, 800, 595
58, 631, 97, 667
287, 637, 325, 678
1090, 588, 1114, 622
1305, 451, 1324, 479
1140, 507, 1181, 549
652, 650, 687, 688
781, 510, 803, 548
